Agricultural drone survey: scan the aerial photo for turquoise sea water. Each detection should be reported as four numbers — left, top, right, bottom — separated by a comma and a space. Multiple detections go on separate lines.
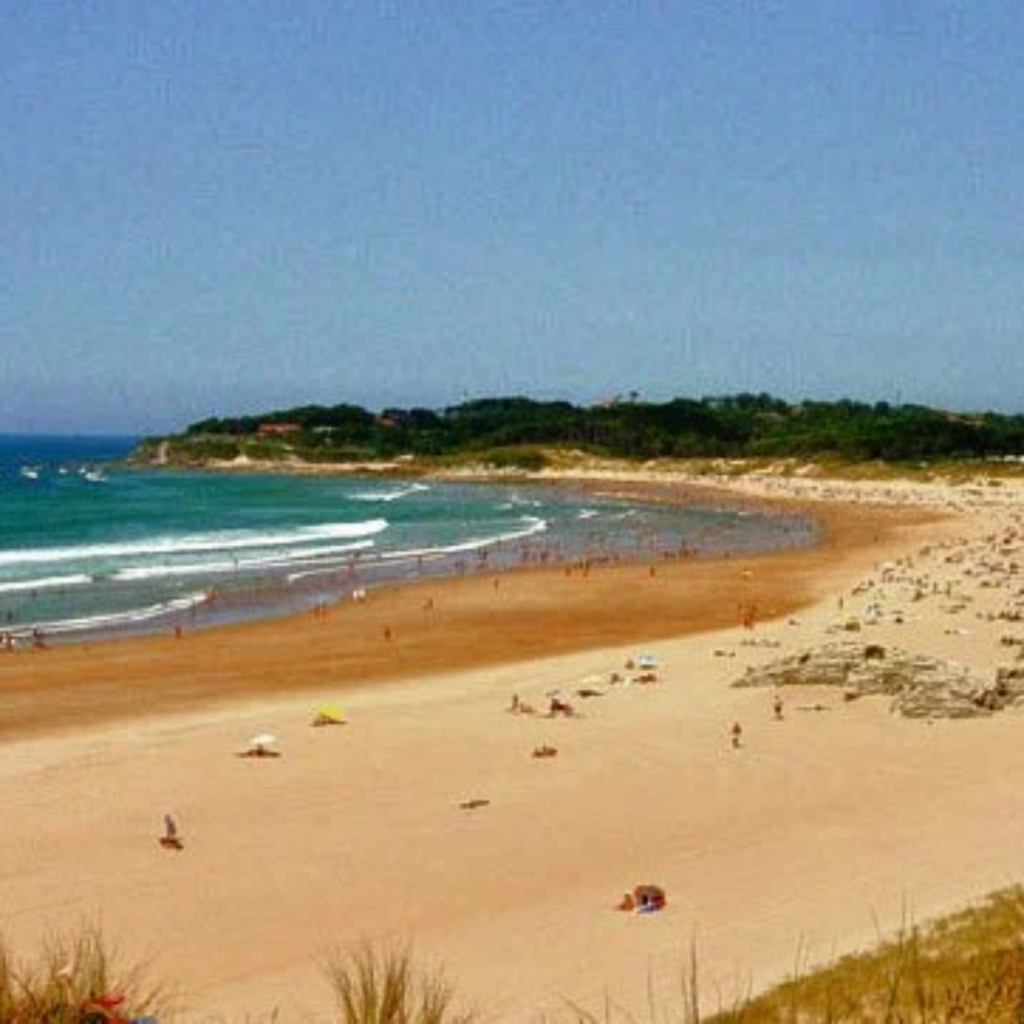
0, 436, 816, 643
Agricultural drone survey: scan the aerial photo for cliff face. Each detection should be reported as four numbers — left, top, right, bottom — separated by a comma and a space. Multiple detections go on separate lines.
127, 439, 170, 466
128, 433, 255, 467
125, 429, 550, 474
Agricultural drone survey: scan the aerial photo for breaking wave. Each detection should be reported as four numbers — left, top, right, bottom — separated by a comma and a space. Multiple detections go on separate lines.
0, 520, 389, 568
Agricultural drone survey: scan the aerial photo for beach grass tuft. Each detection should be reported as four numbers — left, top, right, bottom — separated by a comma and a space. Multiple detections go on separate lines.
0, 922, 166, 1022
324, 942, 474, 1024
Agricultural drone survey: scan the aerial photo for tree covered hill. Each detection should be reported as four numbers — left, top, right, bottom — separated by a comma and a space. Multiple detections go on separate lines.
137, 394, 1024, 467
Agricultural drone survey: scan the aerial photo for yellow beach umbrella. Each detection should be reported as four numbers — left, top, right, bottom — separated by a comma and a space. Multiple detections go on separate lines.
313, 705, 345, 725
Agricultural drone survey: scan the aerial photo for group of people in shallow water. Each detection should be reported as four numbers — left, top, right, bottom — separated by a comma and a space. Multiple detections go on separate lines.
0, 627, 47, 651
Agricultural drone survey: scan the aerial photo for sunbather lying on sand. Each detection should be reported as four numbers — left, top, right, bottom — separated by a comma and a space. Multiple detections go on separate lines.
311, 711, 345, 727
236, 744, 282, 758
508, 694, 537, 715
548, 697, 575, 717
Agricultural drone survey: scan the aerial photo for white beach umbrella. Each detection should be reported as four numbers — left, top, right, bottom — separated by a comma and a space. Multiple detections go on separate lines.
249, 732, 278, 748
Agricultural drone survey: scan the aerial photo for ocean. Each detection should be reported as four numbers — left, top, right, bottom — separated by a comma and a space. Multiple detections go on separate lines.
0, 435, 816, 643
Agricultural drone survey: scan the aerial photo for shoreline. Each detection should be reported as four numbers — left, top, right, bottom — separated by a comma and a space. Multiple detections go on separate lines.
0, 476, 921, 742
5, 468, 1022, 1021
3, 467, 812, 650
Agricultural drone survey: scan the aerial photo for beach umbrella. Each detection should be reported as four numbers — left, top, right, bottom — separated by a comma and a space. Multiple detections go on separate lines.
249, 732, 278, 748
638, 654, 658, 669
316, 705, 344, 721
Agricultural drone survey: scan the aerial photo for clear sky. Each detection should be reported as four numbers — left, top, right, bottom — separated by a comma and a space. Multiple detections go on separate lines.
3, 1, 1023, 433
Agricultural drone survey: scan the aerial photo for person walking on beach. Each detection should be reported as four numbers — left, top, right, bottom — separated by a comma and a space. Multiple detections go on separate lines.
731, 721, 743, 749
773, 694, 784, 721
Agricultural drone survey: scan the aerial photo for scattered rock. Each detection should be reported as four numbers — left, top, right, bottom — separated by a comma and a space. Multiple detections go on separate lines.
733, 642, 1009, 719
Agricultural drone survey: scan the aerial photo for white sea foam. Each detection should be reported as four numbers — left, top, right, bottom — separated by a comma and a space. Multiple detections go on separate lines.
22, 592, 208, 635
0, 519, 389, 568
112, 539, 377, 581
351, 483, 429, 502
287, 517, 549, 582
0, 573, 93, 595
376, 515, 548, 562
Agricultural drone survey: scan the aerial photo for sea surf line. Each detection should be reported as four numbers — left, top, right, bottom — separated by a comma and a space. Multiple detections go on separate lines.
0, 438, 817, 644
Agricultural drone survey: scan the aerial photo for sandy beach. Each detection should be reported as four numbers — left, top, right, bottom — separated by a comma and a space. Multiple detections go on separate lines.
3, 467, 1024, 1021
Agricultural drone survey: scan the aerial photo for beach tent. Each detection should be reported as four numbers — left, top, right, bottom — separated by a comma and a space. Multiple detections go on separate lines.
638, 654, 658, 670
633, 884, 666, 911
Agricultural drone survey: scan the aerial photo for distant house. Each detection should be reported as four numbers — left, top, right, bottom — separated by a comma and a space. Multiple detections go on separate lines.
257, 422, 301, 437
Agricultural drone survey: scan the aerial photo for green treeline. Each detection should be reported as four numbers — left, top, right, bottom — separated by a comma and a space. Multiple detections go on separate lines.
159, 394, 1024, 465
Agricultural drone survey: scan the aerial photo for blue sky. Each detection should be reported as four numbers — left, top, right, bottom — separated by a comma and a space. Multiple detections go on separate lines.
3, 1, 1023, 433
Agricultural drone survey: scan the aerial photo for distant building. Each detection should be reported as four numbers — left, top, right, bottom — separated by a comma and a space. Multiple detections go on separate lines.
257, 422, 301, 437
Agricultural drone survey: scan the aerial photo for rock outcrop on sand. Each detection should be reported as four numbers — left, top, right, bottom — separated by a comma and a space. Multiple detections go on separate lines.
733, 641, 1024, 718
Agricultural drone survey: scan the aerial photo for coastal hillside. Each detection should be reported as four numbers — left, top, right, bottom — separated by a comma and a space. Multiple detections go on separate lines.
132, 394, 1024, 470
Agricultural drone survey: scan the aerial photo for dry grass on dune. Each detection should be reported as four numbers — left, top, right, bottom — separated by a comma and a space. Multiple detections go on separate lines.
705, 886, 1024, 1024
557, 888, 1024, 1024
0, 924, 165, 1023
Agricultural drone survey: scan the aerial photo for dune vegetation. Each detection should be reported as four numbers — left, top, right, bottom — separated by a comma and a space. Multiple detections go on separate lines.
0, 924, 163, 1023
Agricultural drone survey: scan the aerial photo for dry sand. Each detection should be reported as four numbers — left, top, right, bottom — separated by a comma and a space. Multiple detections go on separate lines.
2, 469, 1024, 1020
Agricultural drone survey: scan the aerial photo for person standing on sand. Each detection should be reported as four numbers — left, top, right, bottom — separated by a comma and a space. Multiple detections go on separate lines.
773, 694, 784, 720
160, 814, 184, 849
731, 721, 743, 749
